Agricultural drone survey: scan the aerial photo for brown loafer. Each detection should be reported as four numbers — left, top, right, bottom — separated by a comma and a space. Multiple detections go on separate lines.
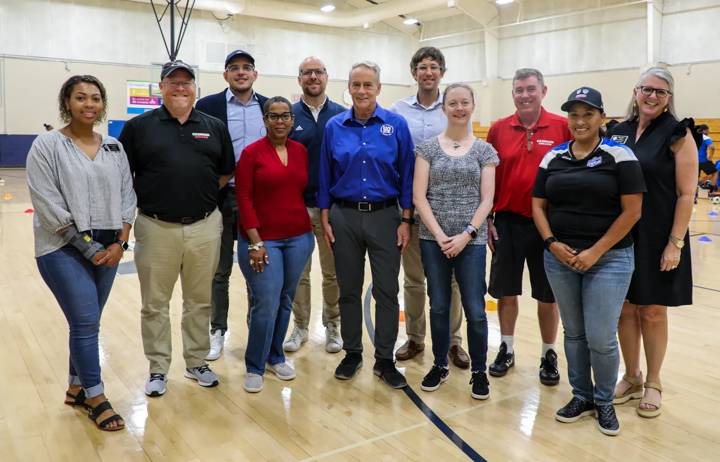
395, 340, 424, 361
449, 344, 470, 369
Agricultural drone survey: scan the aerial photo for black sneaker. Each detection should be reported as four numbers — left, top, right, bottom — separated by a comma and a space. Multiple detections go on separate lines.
596, 404, 621, 436
488, 342, 515, 377
334, 353, 363, 380
470, 371, 490, 400
539, 349, 560, 386
373, 359, 408, 389
555, 397, 595, 423
421, 365, 449, 392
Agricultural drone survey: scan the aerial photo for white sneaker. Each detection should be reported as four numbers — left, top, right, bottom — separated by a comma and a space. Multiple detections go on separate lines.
206, 331, 225, 361
283, 326, 308, 352
244, 373, 264, 393
269, 362, 296, 380
325, 324, 343, 353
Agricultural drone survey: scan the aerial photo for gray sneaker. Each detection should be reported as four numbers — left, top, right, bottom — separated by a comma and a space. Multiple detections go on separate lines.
269, 362, 296, 380
244, 373, 264, 393
145, 373, 167, 397
184, 365, 219, 387
325, 324, 343, 353
283, 326, 308, 352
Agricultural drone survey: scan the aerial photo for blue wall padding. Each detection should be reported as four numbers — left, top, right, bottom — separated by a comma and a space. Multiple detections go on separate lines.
0, 135, 37, 167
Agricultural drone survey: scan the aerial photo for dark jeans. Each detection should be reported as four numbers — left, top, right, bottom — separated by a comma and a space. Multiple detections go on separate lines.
211, 189, 252, 334
330, 204, 401, 361
36, 230, 119, 398
544, 247, 634, 405
237, 232, 314, 375
420, 240, 489, 372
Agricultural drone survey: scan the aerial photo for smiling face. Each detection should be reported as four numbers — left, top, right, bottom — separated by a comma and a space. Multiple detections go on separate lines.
512, 75, 547, 120
442, 86, 474, 127
64, 82, 104, 125
159, 69, 196, 114
411, 57, 444, 93
298, 57, 328, 98
634, 74, 671, 121
263, 101, 294, 142
348, 66, 381, 116
223, 56, 258, 95
567, 102, 604, 145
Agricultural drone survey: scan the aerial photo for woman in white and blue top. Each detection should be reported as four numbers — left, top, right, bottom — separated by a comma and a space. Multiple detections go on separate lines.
26, 75, 136, 432
413, 83, 499, 399
532, 87, 645, 436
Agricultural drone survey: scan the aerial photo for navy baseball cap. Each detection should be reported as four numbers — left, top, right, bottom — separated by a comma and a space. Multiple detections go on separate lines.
225, 49, 255, 68
561, 86, 604, 112
160, 60, 195, 80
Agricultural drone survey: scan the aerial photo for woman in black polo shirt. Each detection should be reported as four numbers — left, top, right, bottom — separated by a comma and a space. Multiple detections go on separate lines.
532, 87, 645, 436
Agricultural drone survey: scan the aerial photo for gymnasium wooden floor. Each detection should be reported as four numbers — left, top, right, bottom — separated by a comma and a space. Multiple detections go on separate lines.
1, 167, 719, 461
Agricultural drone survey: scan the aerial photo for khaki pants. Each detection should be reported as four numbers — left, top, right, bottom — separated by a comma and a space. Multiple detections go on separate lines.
402, 222, 463, 346
291, 207, 340, 329
135, 210, 222, 374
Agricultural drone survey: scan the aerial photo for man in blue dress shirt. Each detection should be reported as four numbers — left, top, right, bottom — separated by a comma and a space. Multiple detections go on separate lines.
319, 61, 415, 389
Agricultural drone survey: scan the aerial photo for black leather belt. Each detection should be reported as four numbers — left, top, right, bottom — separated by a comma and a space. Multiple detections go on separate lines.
140, 209, 212, 224
336, 198, 397, 212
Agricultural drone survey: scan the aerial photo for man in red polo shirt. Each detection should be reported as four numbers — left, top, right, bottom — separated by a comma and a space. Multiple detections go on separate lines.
486, 68, 571, 386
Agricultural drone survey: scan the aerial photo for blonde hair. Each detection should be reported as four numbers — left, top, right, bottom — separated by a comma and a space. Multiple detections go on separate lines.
624, 66, 677, 120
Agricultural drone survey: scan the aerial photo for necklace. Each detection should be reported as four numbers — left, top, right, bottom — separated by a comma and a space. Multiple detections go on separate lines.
452, 141, 461, 149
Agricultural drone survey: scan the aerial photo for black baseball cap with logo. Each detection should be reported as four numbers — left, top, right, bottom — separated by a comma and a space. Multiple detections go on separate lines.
160, 60, 196, 80
561, 86, 604, 112
224, 49, 255, 68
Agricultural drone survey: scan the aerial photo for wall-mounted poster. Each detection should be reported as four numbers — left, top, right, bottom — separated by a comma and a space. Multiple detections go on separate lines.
127, 81, 161, 114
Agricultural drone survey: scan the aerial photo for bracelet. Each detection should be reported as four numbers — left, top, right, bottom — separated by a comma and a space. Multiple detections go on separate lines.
543, 236, 558, 250
248, 241, 264, 251
401, 217, 415, 225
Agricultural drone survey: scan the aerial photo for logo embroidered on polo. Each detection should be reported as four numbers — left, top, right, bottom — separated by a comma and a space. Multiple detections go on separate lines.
192, 132, 211, 139
380, 124, 394, 136
611, 135, 628, 144
102, 143, 120, 152
536, 139, 554, 146
295, 125, 304, 131
587, 156, 602, 168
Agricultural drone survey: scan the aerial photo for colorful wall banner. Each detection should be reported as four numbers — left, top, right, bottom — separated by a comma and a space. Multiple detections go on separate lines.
127, 81, 161, 114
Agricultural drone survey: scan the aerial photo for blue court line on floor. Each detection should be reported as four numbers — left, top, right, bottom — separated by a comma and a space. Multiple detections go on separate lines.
363, 283, 487, 462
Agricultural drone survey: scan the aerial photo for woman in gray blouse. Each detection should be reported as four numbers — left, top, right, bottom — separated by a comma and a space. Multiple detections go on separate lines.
413, 83, 499, 399
26, 75, 136, 431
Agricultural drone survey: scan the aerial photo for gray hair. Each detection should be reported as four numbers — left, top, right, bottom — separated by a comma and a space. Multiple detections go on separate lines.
512, 68, 545, 88
348, 61, 381, 83
624, 66, 677, 120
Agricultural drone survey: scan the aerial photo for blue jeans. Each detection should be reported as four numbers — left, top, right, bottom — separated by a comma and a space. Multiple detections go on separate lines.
544, 247, 634, 405
420, 240, 488, 372
238, 232, 314, 375
36, 230, 119, 398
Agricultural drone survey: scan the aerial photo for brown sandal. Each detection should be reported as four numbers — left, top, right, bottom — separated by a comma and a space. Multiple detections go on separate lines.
613, 373, 643, 405
637, 382, 663, 418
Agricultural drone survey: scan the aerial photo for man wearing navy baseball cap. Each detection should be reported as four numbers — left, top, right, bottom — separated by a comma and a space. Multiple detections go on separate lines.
196, 49, 269, 361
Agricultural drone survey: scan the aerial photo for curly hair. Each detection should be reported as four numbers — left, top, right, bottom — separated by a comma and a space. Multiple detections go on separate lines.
58, 75, 107, 124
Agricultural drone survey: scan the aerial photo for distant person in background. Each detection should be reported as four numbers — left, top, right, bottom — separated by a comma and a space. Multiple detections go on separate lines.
610, 67, 697, 419
696, 124, 717, 187
27, 75, 136, 431
43, 123, 54, 131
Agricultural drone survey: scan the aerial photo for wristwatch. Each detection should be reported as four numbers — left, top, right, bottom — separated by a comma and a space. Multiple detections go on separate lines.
543, 236, 558, 250
401, 217, 415, 225
668, 235, 685, 249
248, 241, 265, 251
464, 225, 478, 239
115, 239, 129, 251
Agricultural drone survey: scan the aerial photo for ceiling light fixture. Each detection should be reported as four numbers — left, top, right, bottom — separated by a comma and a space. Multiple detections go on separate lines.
495, 0, 514, 5
320, 3, 336, 13
403, 17, 419, 25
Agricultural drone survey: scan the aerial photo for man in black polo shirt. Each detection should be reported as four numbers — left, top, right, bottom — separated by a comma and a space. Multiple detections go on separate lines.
120, 60, 235, 397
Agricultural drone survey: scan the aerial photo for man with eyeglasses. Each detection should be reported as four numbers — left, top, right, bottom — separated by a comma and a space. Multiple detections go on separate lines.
319, 61, 414, 389
120, 60, 235, 396
282, 56, 346, 354
485, 68, 570, 386
196, 49, 269, 361
389, 46, 470, 369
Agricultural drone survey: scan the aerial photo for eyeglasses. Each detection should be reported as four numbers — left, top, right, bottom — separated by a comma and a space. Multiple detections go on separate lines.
300, 69, 327, 77
638, 86, 671, 98
226, 64, 255, 73
166, 81, 195, 89
415, 65, 443, 73
265, 112, 293, 122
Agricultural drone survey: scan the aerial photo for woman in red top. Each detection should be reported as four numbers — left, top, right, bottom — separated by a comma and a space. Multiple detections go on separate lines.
236, 96, 314, 393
